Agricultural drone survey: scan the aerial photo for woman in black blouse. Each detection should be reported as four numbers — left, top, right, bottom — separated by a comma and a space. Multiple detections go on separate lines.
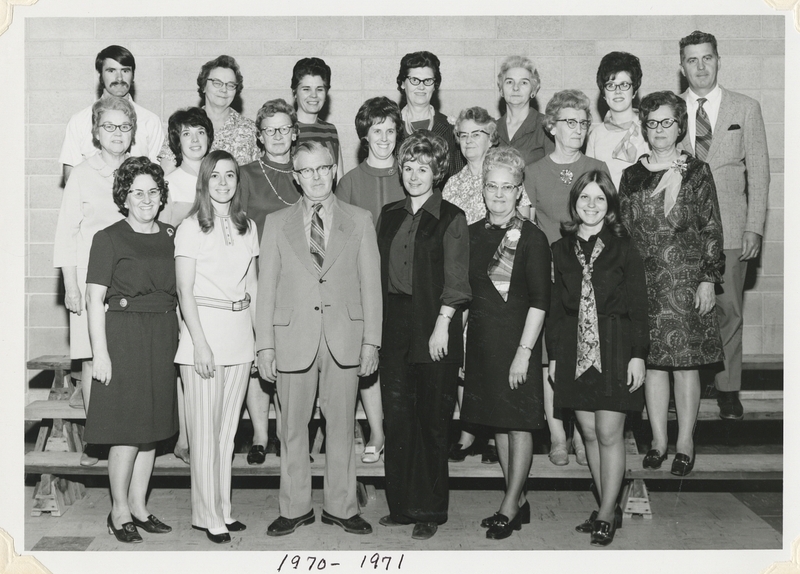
547, 170, 648, 547
377, 130, 471, 541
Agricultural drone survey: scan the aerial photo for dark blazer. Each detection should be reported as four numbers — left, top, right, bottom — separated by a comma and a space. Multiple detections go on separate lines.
377, 195, 470, 364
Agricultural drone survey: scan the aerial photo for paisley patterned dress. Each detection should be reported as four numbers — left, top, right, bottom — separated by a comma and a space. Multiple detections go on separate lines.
619, 153, 724, 368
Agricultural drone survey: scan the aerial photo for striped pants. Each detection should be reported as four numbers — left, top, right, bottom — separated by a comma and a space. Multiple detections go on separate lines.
180, 362, 250, 533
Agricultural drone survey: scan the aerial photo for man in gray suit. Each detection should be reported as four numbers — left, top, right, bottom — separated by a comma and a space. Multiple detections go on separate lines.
678, 30, 770, 419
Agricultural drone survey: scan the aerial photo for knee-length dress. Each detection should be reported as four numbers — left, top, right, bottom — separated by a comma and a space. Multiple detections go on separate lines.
619, 153, 724, 368
461, 219, 551, 430
83, 220, 179, 444
548, 227, 649, 412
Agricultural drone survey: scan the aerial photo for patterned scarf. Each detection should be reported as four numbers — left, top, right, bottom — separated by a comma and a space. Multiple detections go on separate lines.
401, 105, 435, 135
486, 213, 524, 302
603, 111, 641, 164
642, 154, 688, 217
574, 237, 605, 378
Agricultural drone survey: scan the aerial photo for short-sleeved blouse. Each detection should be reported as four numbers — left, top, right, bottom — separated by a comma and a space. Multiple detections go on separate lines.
159, 108, 259, 167
174, 215, 259, 365
160, 166, 198, 227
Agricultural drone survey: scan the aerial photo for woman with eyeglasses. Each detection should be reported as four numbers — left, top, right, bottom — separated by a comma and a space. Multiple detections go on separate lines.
459, 146, 550, 540
525, 89, 610, 468
84, 156, 178, 543
586, 52, 650, 189
442, 107, 530, 466
53, 96, 136, 466
291, 58, 345, 181
619, 91, 724, 477
159, 55, 259, 171
174, 150, 259, 543
396, 51, 464, 184
238, 98, 302, 465
496, 56, 554, 169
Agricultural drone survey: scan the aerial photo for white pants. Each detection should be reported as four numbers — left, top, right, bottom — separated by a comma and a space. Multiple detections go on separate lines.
180, 363, 250, 533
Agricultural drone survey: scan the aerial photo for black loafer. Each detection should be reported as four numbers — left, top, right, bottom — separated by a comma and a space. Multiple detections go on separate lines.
226, 520, 246, 532
480, 512, 501, 528
107, 514, 143, 543
642, 449, 668, 469
379, 514, 412, 527
575, 510, 598, 533
247, 444, 267, 465
267, 509, 315, 536
590, 519, 617, 546
718, 391, 744, 420
411, 521, 438, 540
448, 442, 478, 462
486, 511, 523, 540
192, 525, 232, 543
670, 453, 695, 476
321, 510, 372, 534
131, 514, 172, 534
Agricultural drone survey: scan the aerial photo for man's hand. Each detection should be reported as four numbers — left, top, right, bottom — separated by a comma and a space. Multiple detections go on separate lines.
257, 349, 277, 382
358, 344, 379, 377
739, 231, 762, 261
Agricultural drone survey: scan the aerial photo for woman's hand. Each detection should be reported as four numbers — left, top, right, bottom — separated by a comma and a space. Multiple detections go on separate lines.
193, 341, 215, 379
428, 324, 450, 362
694, 281, 715, 316
548, 360, 556, 386
627, 358, 646, 392
92, 353, 112, 386
508, 347, 531, 390
64, 288, 83, 315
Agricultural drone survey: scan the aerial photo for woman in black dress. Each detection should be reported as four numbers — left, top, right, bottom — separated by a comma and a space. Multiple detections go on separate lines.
460, 146, 550, 540
548, 170, 648, 546
85, 157, 178, 543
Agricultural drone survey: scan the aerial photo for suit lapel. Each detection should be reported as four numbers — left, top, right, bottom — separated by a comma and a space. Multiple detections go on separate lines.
677, 90, 695, 156
706, 87, 733, 163
283, 203, 319, 278
320, 198, 355, 277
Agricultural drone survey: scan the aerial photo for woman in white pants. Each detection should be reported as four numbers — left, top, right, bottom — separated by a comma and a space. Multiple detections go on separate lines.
174, 150, 259, 544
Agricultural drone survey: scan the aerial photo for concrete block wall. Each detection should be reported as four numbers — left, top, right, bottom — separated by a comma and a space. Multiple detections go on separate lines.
25, 15, 784, 362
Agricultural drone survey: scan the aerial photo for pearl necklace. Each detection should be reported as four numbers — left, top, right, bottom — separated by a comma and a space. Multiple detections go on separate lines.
258, 158, 298, 206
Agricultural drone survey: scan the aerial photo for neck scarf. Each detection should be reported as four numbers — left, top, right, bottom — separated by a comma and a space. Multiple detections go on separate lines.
486, 213, 524, 302
574, 237, 605, 378
603, 111, 641, 164
401, 105, 435, 135
642, 154, 688, 217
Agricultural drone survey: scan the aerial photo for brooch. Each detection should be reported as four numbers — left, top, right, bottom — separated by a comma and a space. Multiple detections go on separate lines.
671, 157, 688, 176
167, 227, 174, 237
506, 229, 521, 242
560, 169, 574, 185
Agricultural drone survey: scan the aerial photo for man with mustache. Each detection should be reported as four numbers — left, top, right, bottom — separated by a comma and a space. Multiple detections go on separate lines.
59, 45, 164, 184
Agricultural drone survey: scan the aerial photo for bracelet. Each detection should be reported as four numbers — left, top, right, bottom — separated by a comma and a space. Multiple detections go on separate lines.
518, 344, 532, 351
438, 313, 452, 320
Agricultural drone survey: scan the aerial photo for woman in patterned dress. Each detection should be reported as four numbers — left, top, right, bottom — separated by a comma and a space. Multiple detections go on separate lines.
619, 91, 724, 477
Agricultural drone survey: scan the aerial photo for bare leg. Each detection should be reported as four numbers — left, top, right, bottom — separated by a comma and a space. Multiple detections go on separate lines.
497, 430, 533, 519
247, 375, 270, 449
574, 411, 601, 499
108, 444, 138, 528
128, 443, 157, 520
360, 378, 385, 449
80, 360, 98, 466
594, 411, 626, 524
544, 377, 568, 448
644, 369, 670, 454
455, 384, 476, 449
673, 370, 701, 458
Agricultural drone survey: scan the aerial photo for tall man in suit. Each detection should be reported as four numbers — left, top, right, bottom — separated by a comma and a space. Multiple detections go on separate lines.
678, 30, 770, 419
256, 141, 382, 536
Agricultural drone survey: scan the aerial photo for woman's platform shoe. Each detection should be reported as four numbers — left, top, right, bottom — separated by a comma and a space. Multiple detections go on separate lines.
107, 513, 143, 544
486, 511, 523, 540
131, 514, 172, 534
482, 500, 530, 528
575, 510, 598, 533
670, 453, 695, 476
642, 449, 668, 469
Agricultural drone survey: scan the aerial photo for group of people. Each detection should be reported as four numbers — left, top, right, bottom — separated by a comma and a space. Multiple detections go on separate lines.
51, 28, 769, 548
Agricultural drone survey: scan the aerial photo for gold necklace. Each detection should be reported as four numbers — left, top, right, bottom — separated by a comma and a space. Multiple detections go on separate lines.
258, 158, 298, 206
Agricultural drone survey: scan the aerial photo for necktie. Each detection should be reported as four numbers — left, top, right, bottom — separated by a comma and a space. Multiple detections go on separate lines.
574, 238, 604, 379
310, 203, 325, 273
695, 97, 712, 161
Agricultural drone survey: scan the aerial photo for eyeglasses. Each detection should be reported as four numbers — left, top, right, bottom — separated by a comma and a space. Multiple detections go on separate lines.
556, 119, 591, 130
261, 125, 293, 136
603, 81, 633, 92
294, 164, 334, 179
99, 122, 133, 133
484, 182, 519, 194
406, 76, 435, 87
129, 189, 161, 200
207, 78, 239, 91
644, 118, 678, 129
457, 130, 489, 141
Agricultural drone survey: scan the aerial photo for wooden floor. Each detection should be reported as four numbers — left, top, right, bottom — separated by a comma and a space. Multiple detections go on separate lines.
25, 482, 781, 552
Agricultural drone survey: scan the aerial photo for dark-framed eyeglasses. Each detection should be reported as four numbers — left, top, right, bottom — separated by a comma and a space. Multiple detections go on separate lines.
406, 76, 435, 87
207, 78, 239, 91
294, 165, 334, 179
603, 81, 633, 92
261, 125, 293, 136
457, 130, 489, 141
556, 118, 591, 130
99, 122, 133, 133
644, 118, 678, 129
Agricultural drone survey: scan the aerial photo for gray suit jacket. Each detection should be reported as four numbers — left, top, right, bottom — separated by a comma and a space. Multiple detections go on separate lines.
255, 197, 382, 371
679, 86, 770, 250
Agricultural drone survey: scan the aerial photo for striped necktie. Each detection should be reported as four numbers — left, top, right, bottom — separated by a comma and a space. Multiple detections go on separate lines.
310, 203, 325, 273
695, 97, 712, 161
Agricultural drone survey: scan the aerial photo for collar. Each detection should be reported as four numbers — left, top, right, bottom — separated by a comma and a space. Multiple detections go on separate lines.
87, 152, 129, 178
260, 156, 293, 171
361, 159, 399, 178
577, 223, 612, 245
302, 192, 335, 215
400, 191, 442, 219
687, 84, 722, 105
